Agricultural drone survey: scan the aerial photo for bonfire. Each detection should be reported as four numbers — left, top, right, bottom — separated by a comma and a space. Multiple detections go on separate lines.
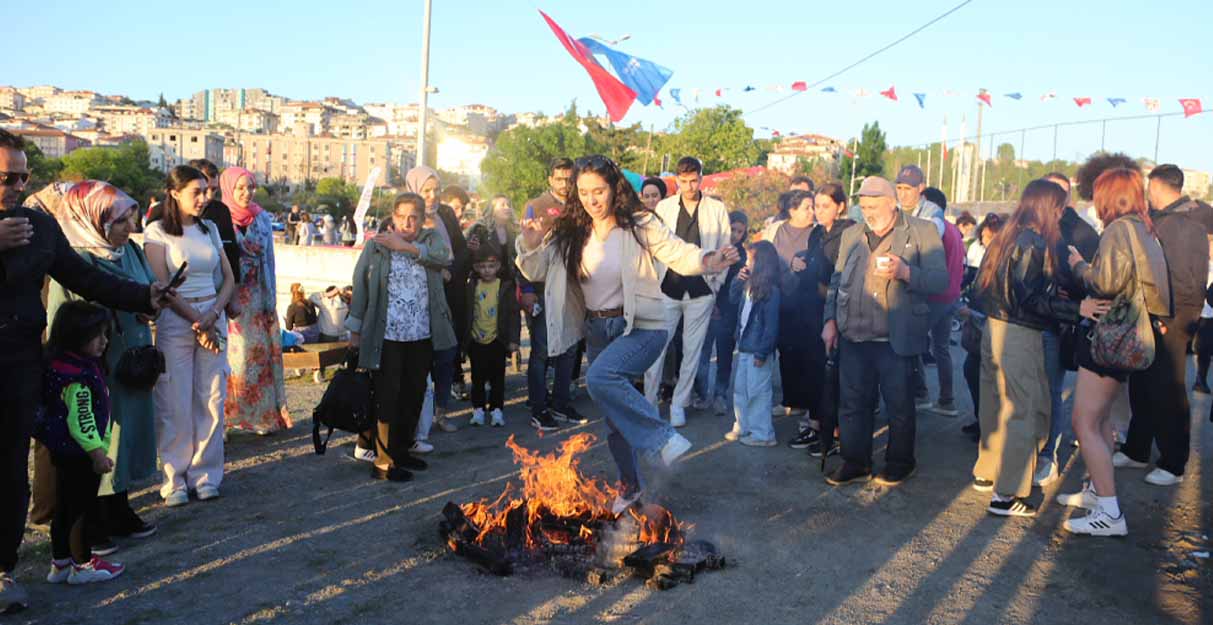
440, 434, 724, 590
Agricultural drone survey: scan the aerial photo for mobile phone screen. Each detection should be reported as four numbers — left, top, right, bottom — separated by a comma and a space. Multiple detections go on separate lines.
168, 261, 189, 289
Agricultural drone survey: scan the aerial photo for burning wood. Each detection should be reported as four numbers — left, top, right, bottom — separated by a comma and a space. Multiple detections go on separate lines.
440, 434, 724, 590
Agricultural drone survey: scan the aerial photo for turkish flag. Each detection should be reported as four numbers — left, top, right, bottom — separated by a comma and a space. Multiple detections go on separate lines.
1074, 97, 1092, 108
880, 85, 898, 101
791, 81, 808, 92
539, 11, 636, 122
1180, 98, 1203, 118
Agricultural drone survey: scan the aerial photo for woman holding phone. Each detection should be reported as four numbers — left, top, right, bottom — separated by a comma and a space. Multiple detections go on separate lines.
142, 166, 235, 506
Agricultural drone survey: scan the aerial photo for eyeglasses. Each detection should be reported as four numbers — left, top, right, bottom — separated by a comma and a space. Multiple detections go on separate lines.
0, 172, 30, 185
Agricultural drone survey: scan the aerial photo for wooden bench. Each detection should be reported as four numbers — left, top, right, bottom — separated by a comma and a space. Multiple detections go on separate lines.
283, 342, 349, 383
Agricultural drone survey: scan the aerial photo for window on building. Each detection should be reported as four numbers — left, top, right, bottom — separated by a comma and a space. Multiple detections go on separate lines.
190, 136, 198, 143
169, 135, 176, 141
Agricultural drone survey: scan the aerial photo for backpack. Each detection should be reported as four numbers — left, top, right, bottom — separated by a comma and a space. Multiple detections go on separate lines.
312, 350, 375, 455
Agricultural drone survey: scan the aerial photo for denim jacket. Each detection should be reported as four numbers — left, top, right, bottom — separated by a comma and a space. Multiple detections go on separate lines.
730, 280, 780, 360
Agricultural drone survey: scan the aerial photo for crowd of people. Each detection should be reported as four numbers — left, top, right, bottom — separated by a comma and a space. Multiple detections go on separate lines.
0, 122, 1211, 613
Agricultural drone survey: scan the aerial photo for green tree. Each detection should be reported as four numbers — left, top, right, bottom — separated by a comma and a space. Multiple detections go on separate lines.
24, 142, 64, 193
59, 140, 163, 203
714, 168, 790, 225
997, 143, 1015, 164
314, 177, 358, 215
839, 121, 887, 195
480, 117, 596, 209
660, 106, 759, 173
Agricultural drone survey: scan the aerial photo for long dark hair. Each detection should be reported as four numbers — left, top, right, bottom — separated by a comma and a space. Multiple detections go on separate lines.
745, 240, 782, 302
977, 179, 1066, 292
551, 155, 648, 281
161, 165, 208, 237
46, 300, 110, 362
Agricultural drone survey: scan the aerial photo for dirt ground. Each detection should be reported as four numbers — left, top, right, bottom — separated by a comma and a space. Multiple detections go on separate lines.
11, 341, 1212, 625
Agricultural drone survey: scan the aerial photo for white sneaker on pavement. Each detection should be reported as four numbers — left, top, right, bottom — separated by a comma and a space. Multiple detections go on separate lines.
1032, 458, 1058, 487
1111, 451, 1148, 469
1056, 482, 1098, 509
352, 445, 377, 463
1064, 506, 1128, 536
164, 490, 189, 507
740, 435, 777, 447
469, 408, 485, 427
669, 405, 687, 428
490, 409, 505, 427
1144, 467, 1183, 486
410, 440, 434, 454
660, 433, 692, 467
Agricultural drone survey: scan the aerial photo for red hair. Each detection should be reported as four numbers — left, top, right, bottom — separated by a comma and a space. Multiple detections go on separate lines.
1093, 168, 1153, 233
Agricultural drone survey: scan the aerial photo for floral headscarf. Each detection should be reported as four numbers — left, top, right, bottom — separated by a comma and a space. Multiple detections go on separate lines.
59, 181, 137, 261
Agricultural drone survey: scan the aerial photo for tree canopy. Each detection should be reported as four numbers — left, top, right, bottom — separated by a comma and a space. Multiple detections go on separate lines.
58, 141, 163, 204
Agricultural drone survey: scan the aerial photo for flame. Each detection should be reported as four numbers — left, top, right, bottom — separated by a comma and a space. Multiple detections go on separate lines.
457, 434, 684, 555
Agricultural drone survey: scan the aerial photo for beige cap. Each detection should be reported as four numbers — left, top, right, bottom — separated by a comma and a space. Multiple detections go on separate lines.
857, 176, 896, 199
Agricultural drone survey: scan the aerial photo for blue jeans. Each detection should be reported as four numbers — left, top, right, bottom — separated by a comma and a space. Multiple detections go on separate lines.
733, 353, 775, 441
694, 314, 736, 401
526, 307, 574, 418
838, 339, 917, 472
585, 317, 671, 496
1039, 328, 1068, 461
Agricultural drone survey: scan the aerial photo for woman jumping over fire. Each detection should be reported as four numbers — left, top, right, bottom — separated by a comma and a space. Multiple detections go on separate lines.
516, 155, 738, 515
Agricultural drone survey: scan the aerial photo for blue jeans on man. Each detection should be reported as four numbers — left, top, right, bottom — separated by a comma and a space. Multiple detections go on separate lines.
584, 317, 673, 496
526, 307, 574, 419
838, 339, 917, 474
1040, 328, 1069, 462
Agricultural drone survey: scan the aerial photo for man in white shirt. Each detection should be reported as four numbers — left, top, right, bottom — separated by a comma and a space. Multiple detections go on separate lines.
643, 157, 732, 427
310, 286, 349, 342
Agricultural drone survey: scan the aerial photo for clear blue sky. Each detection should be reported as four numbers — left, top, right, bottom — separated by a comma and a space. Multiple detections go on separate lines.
14, 0, 1213, 173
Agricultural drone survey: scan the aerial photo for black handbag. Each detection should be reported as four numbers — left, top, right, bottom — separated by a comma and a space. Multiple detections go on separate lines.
961, 313, 985, 356
818, 348, 840, 472
312, 349, 375, 455
115, 344, 166, 390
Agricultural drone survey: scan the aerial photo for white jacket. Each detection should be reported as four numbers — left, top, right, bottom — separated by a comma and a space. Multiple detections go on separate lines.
516, 212, 713, 357
652, 194, 731, 294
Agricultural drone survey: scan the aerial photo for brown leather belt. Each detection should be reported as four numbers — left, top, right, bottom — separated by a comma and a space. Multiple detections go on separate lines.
587, 307, 624, 319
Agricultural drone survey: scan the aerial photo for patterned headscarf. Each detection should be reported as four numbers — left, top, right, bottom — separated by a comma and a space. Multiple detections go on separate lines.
220, 166, 263, 228
59, 181, 137, 261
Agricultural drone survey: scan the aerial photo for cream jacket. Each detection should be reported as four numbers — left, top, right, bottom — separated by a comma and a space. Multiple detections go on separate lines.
516, 213, 713, 357
653, 194, 731, 293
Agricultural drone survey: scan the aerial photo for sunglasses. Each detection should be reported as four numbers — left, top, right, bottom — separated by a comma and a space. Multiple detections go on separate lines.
0, 172, 30, 185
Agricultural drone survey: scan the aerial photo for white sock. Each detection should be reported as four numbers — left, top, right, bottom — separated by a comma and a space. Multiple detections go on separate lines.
1097, 495, 1121, 518
991, 493, 1014, 503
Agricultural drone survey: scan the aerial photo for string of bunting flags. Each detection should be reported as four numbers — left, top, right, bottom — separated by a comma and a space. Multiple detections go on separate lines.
538, 10, 1204, 124
665, 84, 1203, 119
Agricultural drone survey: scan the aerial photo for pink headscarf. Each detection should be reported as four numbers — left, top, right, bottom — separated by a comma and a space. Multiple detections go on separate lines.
220, 167, 263, 227
59, 180, 137, 261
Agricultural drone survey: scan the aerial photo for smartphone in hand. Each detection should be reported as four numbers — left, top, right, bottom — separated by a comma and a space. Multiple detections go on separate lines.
168, 261, 190, 289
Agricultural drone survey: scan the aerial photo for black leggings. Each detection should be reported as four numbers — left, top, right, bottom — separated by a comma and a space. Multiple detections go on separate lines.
51, 454, 100, 563
469, 340, 507, 410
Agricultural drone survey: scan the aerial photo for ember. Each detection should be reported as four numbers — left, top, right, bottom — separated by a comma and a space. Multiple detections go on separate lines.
439, 434, 724, 589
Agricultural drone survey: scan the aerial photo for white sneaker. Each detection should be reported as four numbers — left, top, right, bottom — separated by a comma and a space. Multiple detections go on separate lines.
1111, 451, 1148, 469
1055, 482, 1098, 509
660, 433, 692, 467
740, 435, 777, 447
1064, 506, 1128, 536
669, 405, 687, 428
196, 485, 219, 501
490, 409, 505, 427
611, 490, 643, 515
68, 556, 125, 584
469, 408, 485, 427
1032, 458, 1058, 487
1144, 467, 1183, 486
410, 440, 434, 454
352, 445, 377, 463
164, 490, 188, 507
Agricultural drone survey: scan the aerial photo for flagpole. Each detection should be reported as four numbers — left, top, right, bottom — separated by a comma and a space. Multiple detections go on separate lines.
926, 145, 932, 188
416, 0, 434, 168
848, 136, 859, 196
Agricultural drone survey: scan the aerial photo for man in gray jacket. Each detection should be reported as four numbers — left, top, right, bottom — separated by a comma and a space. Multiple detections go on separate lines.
822, 176, 948, 486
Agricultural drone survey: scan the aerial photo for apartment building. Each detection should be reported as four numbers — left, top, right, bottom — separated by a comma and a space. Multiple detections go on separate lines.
144, 127, 225, 172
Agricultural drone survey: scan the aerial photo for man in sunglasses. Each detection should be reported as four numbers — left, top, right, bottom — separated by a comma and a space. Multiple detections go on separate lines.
0, 129, 168, 614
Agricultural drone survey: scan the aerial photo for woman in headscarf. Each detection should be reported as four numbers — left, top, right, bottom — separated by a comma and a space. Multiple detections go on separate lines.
46, 181, 159, 546
406, 166, 467, 427
220, 167, 291, 435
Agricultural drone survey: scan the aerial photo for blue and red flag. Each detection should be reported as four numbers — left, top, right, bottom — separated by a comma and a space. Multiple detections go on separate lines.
539, 10, 636, 122
576, 37, 672, 107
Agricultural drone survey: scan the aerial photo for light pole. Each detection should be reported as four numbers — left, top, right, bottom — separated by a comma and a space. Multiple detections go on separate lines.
416, 0, 434, 168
